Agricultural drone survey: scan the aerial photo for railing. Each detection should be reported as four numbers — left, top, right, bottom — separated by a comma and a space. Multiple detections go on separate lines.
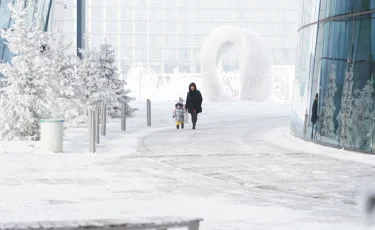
0, 218, 203, 230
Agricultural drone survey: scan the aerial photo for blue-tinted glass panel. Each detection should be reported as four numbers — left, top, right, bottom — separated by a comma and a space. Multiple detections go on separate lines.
324, 0, 355, 18
294, 1, 375, 152
355, 0, 375, 12
0, 0, 13, 29
0, 0, 53, 64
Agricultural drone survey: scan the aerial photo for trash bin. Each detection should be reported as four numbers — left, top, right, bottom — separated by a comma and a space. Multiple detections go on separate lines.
40, 119, 64, 152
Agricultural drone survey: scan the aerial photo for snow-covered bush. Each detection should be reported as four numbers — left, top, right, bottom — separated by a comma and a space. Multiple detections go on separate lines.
76, 37, 106, 111
43, 30, 86, 127
97, 44, 133, 118
0, 2, 50, 140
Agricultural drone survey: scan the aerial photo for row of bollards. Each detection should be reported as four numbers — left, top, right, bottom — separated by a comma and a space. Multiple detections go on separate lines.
88, 103, 108, 153
89, 100, 152, 153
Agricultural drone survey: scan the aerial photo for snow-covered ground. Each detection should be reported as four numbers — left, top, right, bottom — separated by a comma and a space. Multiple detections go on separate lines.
0, 102, 374, 229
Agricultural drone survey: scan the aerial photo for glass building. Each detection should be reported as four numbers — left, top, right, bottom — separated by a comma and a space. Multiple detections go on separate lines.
62, 0, 300, 74
292, 0, 375, 152
0, 0, 56, 63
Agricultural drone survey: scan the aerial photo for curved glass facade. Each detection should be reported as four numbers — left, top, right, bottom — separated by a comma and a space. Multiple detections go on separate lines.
292, 0, 375, 152
0, 0, 54, 63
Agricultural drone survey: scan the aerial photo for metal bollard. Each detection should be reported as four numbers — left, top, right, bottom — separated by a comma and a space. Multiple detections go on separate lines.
147, 99, 151, 126
89, 109, 96, 153
121, 102, 126, 131
95, 107, 100, 144
101, 102, 107, 136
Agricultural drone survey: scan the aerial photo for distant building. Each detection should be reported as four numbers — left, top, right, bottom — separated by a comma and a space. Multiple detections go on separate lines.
62, 0, 300, 74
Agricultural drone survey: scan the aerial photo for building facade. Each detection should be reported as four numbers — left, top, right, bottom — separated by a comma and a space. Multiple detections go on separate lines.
62, 0, 300, 74
292, 0, 375, 152
0, 0, 57, 63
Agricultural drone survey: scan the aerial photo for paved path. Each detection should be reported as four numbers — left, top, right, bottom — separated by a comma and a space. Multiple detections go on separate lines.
0, 102, 374, 230
135, 103, 375, 229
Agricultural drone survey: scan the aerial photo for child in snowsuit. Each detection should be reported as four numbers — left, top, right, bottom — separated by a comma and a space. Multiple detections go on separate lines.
173, 103, 185, 129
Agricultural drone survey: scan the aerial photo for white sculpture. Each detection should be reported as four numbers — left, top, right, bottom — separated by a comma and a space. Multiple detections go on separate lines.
201, 25, 272, 102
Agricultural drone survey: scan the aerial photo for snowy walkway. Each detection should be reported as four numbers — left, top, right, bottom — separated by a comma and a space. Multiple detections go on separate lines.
0, 102, 374, 229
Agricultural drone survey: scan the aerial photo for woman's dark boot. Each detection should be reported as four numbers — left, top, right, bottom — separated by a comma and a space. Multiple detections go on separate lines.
176, 125, 179, 129
192, 124, 196, 129
181, 123, 184, 129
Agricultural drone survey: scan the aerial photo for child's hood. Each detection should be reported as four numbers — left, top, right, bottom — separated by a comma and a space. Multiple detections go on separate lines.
175, 103, 184, 108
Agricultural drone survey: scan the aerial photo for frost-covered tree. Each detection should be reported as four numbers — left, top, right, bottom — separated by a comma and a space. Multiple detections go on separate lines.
97, 44, 133, 118
0, 2, 49, 140
338, 64, 354, 145
349, 76, 374, 150
319, 64, 337, 139
76, 37, 105, 110
44, 30, 86, 127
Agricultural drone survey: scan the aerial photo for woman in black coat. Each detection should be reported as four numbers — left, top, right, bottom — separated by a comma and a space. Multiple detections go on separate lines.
185, 82, 203, 129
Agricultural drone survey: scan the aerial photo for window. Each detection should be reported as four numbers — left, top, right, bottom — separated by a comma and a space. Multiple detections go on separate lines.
150, 48, 162, 59
135, 48, 147, 59
92, 21, 104, 32
90, 7, 103, 19
188, 10, 197, 21
106, 22, 118, 32
149, 0, 162, 7
164, 0, 177, 7
90, 0, 103, 6
135, 8, 146, 20
120, 36, 133, 46
135, 35, 147, 46
106, 0, 117, 6
135, 22, 146, 32
164, 35, 176, 46
180, 48, 189, 59
149, 22, 162, 33
150, 36, 162, 46
134, 0, 147, 7
91, 35, 104, 45
178, 9, 188, 21
164, 9, 177, 20
120, 8, 133, 20
149, 8, 162, 20
187, 0, 199, 7
120, 48, 132, 58
64, 20, 75, 31
119, 1, 133, 7
106, 35, 118, 45
121, 22, 133, 32
106, 7, 118, 19
164, 48, 176, 59
163, 22, 176, 32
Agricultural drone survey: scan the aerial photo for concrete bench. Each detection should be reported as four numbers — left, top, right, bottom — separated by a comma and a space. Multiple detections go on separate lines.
0, 218, 203, 230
